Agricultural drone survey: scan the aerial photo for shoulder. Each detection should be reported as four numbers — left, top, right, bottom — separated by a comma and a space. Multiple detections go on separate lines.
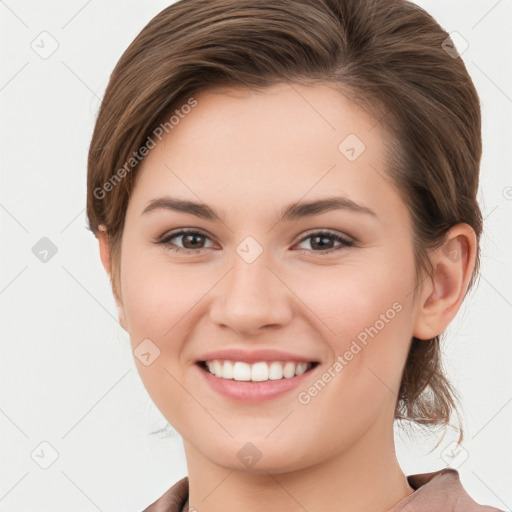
140, 476, 189, 512
392, 467, 504, 512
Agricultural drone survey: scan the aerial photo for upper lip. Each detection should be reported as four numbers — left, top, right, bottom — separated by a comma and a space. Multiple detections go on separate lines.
197, 348, 319, 364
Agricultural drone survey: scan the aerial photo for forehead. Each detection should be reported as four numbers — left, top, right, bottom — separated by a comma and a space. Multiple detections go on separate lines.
129, 82, 406, 228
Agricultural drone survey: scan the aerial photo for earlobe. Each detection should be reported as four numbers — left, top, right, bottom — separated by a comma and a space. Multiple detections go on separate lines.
97, 224, 111, 274
97, 224, 128, 332
116, 303, 128, 332
412, 224, 477, 341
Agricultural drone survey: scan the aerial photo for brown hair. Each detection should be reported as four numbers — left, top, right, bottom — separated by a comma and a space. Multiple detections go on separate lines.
87, 0, 482, 445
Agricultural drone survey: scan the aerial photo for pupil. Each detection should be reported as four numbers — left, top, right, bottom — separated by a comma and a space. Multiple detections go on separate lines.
313, 235, 333, 250
185, 234, 203, 248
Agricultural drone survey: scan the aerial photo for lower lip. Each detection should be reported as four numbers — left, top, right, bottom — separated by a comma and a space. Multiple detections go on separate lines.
196, 363, 318, 403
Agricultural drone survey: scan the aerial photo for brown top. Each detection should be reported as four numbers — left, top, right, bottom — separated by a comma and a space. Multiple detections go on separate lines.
141, 468, 504, 512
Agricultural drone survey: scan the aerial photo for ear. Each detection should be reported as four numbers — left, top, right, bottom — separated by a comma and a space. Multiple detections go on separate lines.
97, 224, 128, 331
412, 223, 477, 340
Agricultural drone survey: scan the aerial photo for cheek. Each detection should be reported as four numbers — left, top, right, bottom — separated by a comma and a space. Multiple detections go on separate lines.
292, 278, 412, 446
118, 251, 205, 430
297, 260, 410, 340
120, 250, 208, 340
302, 261, 414, 393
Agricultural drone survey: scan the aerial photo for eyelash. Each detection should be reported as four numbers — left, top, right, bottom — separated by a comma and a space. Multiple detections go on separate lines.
155, 229, 355, 255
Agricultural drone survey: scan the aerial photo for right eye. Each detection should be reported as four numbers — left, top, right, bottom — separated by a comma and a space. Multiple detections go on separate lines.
156, 229, 216, 253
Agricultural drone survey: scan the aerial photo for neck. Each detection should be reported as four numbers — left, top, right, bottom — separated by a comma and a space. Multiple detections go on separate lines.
183, 419, 414, 512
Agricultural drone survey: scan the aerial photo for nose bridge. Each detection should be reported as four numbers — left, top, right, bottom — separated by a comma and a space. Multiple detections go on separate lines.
209, 238, 291, 333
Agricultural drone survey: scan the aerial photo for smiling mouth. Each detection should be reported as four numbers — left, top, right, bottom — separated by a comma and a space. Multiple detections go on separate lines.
197, 360, 320, 382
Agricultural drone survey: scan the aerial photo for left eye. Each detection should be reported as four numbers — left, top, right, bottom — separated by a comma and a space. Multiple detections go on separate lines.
295, 230, 354, 253
156, 229, 354, 254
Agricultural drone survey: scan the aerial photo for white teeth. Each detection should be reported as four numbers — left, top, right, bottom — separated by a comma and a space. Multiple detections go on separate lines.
222, 360, 234, 379
233, 362, 251, 381
213, 360, 223, 376
295, 362, 308, 376
283, 361, 296, 378
268, 361, 283, 380
204, 360, 314, 381
251, 362, 269, 382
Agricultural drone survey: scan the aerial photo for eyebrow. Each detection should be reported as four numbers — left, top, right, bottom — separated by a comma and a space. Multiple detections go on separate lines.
141, 196, 378, 221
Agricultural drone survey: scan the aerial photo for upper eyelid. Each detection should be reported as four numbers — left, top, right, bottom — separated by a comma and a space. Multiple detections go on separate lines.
158, 228, 214, 243
297, 229, 353, 242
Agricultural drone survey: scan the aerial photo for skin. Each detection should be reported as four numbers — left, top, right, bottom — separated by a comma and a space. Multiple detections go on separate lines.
98, 82, 476, 512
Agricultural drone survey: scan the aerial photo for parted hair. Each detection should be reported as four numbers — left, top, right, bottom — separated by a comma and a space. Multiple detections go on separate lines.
87, 0, 482, 445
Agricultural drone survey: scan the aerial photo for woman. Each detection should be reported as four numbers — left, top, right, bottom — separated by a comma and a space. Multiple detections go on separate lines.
86, 0, 504, 510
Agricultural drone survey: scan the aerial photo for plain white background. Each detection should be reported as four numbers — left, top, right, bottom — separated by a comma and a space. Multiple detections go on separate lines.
1, 1, 511, 510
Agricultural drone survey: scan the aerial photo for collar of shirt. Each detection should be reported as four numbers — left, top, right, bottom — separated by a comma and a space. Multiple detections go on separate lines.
141, 468, 504, 512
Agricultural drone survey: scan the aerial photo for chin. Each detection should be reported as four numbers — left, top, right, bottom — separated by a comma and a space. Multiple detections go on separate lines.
196, 437, 313, 475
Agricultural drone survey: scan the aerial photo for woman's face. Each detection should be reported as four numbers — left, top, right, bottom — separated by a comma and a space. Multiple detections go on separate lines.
115, 82, 425, 472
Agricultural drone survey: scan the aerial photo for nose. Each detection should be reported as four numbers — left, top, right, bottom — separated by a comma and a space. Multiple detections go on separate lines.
208, 249, 293, 336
